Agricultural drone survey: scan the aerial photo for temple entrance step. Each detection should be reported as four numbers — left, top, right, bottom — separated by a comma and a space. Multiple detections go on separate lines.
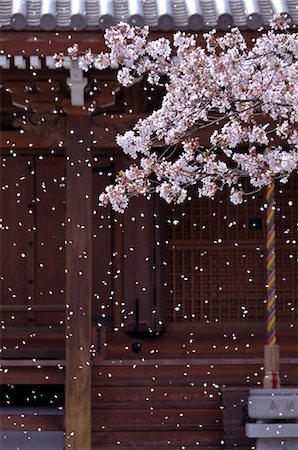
91, 362, 223, 449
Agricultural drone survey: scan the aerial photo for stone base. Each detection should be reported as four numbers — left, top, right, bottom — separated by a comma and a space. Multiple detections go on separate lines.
0, 431, 63, 450
246, 422, 298, 438
248, 389, 298, 420
255, 437, 298, 450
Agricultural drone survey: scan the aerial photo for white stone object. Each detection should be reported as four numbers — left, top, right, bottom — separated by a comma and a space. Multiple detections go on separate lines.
248, 394, 298, 419
0, 431, 63, 450
254, 438, 298, 450
246, 389, 298, 449
246, 423, 298, 438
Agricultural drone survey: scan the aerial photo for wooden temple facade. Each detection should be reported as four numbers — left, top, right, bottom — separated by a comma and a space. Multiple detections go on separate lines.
1, 3, 298, 449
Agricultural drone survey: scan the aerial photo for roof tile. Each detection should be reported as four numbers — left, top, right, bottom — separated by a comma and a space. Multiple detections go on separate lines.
0, 0, 297, 31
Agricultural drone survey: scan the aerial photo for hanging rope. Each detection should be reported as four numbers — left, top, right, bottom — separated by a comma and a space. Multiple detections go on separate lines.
264, 180, 280, 388
266, 181, 276, 346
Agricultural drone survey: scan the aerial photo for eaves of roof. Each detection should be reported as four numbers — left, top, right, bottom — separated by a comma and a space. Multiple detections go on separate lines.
0, 0, 297, 32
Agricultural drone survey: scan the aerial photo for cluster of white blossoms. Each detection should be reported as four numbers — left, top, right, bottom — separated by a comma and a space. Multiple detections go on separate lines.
55, 14, 298, 212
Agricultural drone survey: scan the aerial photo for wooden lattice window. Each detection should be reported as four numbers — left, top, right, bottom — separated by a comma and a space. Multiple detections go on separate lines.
164, 174, 298, 324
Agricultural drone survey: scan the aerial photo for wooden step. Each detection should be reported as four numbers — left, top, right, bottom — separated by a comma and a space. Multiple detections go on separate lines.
102, 329, 298, 359
0, 413, 63, 432
91, 365, 265, 449
91, 408, 222, 429
92, 363, 298, 387
92, 386, 221, 405
94, 423, 221, 432
0, 406, 64, 433
0, 361, 65, 384
89, 357, 297, 449
1, 327, 65, 358
1, 327, 64, 337
1, 349, 65, 359
92, 430, 222, 448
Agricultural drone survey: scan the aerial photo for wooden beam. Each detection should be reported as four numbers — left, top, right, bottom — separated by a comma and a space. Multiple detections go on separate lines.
0, 31, 167, 56
0, 31, 107, 56
0, 112, 285, 153
0, 413, 64, 432
0, 30, 261, 56
65, 116, 92, 450
0, 114, 145, 151
0, 359, 64, 366
0, 126, 65, 150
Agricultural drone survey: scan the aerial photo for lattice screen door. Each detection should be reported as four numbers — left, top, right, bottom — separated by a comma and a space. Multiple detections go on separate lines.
164, 175, 298, 325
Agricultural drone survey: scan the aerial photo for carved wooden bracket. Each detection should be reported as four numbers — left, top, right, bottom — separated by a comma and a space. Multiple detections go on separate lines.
5, 80, 64, 113
3, 74, 121, 115
12, 113, 66, 146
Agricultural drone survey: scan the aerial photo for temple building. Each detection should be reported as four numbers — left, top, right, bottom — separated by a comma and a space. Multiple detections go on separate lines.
0, 1, 298, 449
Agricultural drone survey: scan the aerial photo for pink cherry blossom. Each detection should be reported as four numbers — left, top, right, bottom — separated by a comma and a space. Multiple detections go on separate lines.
55, 14, 298, 211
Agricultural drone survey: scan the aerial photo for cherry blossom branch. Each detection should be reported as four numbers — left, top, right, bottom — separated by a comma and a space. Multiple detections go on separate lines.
54, 13, 298, 212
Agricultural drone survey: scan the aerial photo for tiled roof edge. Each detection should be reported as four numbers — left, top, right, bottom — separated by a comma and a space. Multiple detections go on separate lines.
0, 0, 297, 32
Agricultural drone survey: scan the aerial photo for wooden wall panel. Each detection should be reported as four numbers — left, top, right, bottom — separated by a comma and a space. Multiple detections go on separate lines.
35, 156, 66, 326
92, 157, 113, 330
0, 156, 34, 326
123, 196, 163, 333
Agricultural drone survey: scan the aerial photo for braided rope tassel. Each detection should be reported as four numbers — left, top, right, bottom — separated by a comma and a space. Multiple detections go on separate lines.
266, 181, 276, 346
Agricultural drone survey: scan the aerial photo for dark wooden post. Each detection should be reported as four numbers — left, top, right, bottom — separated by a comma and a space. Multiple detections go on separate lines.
65, 116, 92, 450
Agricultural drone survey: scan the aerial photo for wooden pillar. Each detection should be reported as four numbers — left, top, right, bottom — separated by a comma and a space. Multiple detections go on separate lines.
65, 116, 92, 450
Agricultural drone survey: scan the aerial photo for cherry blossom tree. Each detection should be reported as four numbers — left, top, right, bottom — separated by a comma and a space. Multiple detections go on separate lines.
55, 14, 298, 213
